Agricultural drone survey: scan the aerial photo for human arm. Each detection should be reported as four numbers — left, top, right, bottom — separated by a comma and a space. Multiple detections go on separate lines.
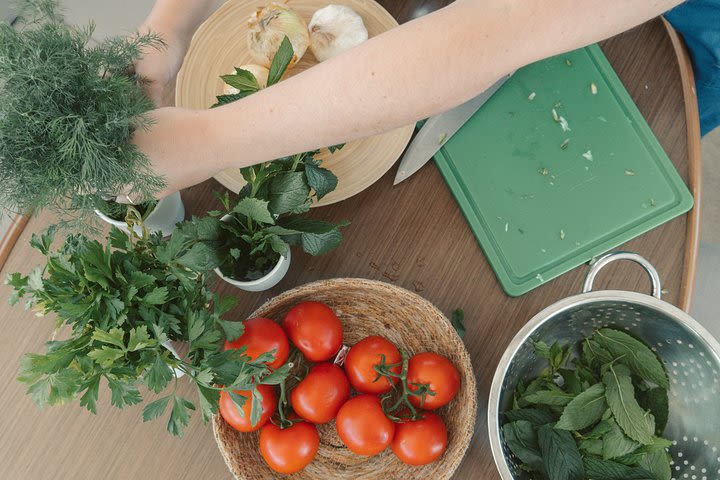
132, 0, 684, 197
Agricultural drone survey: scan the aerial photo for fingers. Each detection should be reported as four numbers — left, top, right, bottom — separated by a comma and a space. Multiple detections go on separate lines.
115, 193, 137, 205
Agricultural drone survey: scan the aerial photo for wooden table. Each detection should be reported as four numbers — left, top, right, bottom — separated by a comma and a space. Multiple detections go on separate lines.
0, 8, 700, 480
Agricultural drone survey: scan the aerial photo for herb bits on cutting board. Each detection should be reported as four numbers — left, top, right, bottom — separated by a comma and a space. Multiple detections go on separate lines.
433, 45, 692, 296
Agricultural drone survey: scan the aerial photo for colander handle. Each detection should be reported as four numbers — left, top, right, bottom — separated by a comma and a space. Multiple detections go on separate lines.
582, 251, 662, 299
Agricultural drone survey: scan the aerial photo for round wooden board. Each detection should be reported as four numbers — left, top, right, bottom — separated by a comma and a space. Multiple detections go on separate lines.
176, 0, 415, 206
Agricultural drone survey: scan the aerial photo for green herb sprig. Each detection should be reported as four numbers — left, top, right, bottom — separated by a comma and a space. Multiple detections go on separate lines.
181, 158, 348, 282
503, 329, 671, 480
0, 0, 165, 223
6, 224, 288, 437
94, 198, 157, 222
185, 36, 347, 282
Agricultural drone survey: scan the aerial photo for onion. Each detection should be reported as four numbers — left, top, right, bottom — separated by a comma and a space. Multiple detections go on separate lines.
309, 5, 368, 62
247, 2, 310, 69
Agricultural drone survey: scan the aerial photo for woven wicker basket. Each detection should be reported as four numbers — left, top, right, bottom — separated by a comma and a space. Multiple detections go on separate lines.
212, 278, 477, 479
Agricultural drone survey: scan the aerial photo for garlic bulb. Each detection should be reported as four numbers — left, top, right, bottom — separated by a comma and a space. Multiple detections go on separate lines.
309, 5, 368, 62
222, 64, 270, 95
248, 2, 310, 69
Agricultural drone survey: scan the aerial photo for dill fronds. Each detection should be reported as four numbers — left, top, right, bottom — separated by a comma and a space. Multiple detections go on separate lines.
0, 0, 166, 223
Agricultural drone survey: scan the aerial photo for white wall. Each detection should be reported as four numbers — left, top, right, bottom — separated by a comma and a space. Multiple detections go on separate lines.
57, 0, 227, 40
1, 1, 16, 23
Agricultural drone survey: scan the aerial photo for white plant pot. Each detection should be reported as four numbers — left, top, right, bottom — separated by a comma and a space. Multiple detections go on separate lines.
215, 248, 291, 292
161, 340, 185, 378
95, 192, 185, 237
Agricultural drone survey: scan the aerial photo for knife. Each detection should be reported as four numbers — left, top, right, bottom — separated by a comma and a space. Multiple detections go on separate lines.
393, 72, 514, 185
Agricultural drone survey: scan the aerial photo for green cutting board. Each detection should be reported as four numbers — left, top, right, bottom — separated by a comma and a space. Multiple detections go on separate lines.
434, 44, 693, 296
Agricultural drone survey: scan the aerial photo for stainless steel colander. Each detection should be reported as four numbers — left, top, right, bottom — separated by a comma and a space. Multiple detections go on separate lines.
489, 252, 720, 480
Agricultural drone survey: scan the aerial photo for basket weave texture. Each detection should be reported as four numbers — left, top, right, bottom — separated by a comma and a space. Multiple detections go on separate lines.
212, 278, 477, 479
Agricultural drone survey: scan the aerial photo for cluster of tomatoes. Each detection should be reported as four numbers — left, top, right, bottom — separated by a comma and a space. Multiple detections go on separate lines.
218, 301, 461, 474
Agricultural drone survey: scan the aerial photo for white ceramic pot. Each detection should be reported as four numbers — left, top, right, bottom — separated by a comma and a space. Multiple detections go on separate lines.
161, 340, 185, 378
95, 192, 185, 237
215, 249, 291, 292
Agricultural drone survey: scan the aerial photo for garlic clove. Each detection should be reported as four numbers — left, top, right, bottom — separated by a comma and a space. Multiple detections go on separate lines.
308, 4, 368, 62
247, 2, 310, 69
222, 64, 270, 95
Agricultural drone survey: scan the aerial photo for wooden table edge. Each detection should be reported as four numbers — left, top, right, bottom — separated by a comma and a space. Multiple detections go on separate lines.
662, 18, 702, 312
0, 213, 30, 272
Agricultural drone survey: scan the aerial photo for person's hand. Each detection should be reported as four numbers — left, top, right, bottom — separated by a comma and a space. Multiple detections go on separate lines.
133, 0, 219, 108
134, 22, 191, 108
116, 27, 194, 203
117, 1, 221, 202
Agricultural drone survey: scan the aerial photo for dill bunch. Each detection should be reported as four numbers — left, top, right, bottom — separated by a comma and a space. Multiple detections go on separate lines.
0, 0, 166, 222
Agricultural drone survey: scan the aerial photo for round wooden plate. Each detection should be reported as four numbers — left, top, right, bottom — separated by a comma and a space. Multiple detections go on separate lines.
176, 0, 415, 206
212, 278, 477, 480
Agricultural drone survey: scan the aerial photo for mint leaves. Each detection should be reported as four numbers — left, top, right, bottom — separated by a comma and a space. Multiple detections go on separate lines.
186, 152, 347, 282
538, 425, 584, 480
503, 330, 671, 479
212, 35, 293, 107
267, 36, 294, 86
583, 457, 656, 479
203, 38, 348, 281
603, 365, 655, 444
594, 329, 668, 388
502, 420, 544, 472
555, 383, 606, 431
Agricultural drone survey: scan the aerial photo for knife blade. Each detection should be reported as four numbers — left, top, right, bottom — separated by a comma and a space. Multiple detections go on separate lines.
393, 73, 513, 185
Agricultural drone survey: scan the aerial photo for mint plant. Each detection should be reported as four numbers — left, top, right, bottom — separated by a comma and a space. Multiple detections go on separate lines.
208, 154, 347, 281
187, 35, 347, 282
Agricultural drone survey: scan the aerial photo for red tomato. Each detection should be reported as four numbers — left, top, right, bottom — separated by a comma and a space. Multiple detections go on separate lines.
218, 384, 277, 432
259, 421, 320, 474
282, 301, 343, 361
290, 363, 350, 424
344, 335, 401, 394
336, 394, 395, 456
391, 411, 448, 465
407, 352, 461, 410
224, 317, 289, 370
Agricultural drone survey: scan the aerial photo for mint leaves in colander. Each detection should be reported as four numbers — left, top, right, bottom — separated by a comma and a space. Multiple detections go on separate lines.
502, 329, 671, 480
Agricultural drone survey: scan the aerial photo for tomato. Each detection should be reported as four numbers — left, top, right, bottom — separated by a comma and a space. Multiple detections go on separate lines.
224, 317, 289, 370
282, 301, 343, 361
344, 335, 401, 394
259, 421, 320, 474
218, 384, 277, 432
336, 394, 395, 456
391, 411, 448, 465
407, 352, 461, 410
290, 363, 350, 424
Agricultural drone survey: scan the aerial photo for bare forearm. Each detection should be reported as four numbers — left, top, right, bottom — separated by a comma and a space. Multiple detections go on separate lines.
205, 0, 682, 170
134, 0, 684, 196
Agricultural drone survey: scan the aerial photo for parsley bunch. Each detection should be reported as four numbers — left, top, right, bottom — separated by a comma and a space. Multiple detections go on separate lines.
6, 225, 287, 437
0, 0, 164, 222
